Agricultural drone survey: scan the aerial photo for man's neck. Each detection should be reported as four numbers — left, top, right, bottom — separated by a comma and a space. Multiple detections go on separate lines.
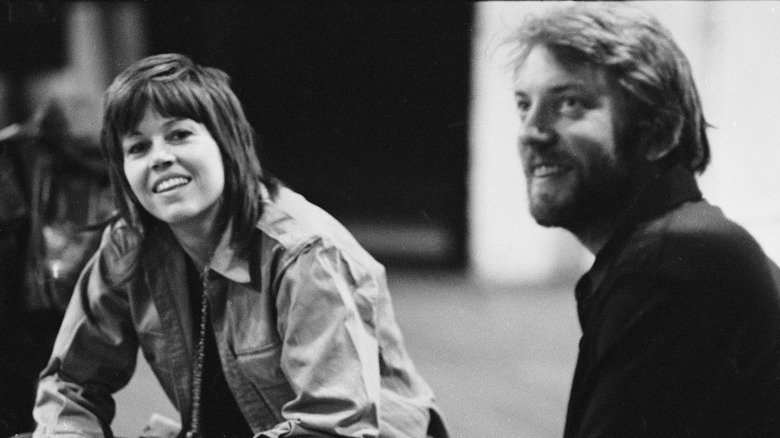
571, 215, 622, 256
572, 164, 669, 255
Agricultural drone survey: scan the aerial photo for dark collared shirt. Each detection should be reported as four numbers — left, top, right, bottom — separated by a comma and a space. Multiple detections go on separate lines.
565, 166, 780, 437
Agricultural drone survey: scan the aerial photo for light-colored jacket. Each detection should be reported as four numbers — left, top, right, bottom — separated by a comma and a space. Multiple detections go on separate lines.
33, 185, 446, 438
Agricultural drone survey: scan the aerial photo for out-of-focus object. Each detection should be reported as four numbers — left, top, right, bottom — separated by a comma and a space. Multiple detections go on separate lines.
0, 101, 116, 310
139, 413, 181, 438
0, 99, 115, 437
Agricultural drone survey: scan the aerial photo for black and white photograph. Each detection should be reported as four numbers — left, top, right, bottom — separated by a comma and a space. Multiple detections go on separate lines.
1, 2, 780, 437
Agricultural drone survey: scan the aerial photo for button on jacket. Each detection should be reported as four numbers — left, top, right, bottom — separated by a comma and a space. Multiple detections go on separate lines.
34, 185, 446, 438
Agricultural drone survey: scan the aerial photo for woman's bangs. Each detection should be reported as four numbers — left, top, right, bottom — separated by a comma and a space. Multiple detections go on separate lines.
112, 79, 205, 139
147, 79, 205, 124
113, 86, 149, 138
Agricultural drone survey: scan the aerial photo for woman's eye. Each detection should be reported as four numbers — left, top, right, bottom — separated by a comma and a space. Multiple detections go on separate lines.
125, 141, 149, 156
169, 129, 193, 142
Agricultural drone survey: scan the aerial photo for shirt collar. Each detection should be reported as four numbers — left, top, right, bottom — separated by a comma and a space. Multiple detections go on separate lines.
617, 164, 702, 227
578, 165, 702, 305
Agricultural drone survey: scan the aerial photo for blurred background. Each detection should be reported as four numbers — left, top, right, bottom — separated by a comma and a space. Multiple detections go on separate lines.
1, 2, 779, 437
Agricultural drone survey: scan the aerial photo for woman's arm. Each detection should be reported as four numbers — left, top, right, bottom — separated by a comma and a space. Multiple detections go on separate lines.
260, 240, 382, 438
33, 225, 140, 438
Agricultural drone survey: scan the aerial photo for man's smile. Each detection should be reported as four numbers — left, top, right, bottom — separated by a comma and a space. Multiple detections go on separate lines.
532, 164, 571, 178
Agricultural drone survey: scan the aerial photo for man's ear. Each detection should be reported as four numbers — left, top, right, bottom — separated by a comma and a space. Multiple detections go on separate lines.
642, 116, 683, 163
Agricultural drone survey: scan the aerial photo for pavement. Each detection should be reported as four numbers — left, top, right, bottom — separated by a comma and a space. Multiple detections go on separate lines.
112, 270, 581, 438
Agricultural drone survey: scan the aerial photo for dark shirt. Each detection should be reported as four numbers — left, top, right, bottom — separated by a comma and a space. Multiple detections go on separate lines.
187, 259, 254, 438
564, 166, 780, 437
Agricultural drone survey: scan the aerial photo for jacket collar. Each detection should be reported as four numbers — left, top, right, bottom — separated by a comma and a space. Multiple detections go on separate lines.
208, 183, 273, 285
578, 165, 703, 302
149, 183, 277, 286
145, 216, 252, 285
207, 221, 250, 284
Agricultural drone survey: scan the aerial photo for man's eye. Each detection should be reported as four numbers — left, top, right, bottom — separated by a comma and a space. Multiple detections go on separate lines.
516, 99, 531, 117
559, 97, 585, 116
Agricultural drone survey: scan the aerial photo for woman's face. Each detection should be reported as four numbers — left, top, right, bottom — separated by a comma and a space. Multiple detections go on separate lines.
121, 108, 225, 231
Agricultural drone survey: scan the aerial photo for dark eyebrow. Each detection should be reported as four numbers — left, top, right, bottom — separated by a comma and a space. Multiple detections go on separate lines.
164, 117, 187, 128
123, 117, 187, 138
548, 83, 591, 95
515, 82, 593, 97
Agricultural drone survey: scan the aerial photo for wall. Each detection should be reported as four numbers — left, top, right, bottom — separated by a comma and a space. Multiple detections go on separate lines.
24, 2, 146, 142
468, 1, 780, 285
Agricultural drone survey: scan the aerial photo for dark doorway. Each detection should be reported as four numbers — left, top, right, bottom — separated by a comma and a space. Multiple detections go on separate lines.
145, 2, 472, 269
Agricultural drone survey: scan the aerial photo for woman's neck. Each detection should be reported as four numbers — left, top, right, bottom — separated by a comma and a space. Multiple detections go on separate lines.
171, 216, 228, 269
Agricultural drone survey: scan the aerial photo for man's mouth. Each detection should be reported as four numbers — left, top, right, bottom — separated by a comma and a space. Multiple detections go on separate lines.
153, 176, 192, 193
531, 164, 570, 178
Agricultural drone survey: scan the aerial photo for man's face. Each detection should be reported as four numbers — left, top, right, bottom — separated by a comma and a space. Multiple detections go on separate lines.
514, 45, 634, 232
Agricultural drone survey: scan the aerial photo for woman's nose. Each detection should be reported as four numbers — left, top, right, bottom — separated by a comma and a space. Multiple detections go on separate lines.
150, 142, 175, 170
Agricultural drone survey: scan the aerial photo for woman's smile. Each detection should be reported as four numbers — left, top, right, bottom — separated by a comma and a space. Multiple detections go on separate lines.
153, 175, 192, 193
122, 108, 226, 229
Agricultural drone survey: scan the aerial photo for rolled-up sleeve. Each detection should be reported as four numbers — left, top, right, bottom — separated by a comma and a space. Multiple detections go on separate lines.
33, 225, 140, 438
260, 239, 381, 438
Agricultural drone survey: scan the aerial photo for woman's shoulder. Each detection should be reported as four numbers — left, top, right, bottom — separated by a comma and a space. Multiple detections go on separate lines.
255, 186, 380, 268
257, 186, 347, 247
96, 217, 145, 283
103, 217, 143, 252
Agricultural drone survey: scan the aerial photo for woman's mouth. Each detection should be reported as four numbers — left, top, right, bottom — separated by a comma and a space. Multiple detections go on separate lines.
153, 176, 192, 193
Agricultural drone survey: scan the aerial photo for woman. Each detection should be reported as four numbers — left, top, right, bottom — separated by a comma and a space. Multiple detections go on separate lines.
33, 53, 447, 438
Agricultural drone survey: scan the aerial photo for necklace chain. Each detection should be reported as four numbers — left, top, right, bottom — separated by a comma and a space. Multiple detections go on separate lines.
186, 264, 211, 438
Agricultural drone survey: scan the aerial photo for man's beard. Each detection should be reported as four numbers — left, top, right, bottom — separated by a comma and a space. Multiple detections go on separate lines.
528, 153, 634, 234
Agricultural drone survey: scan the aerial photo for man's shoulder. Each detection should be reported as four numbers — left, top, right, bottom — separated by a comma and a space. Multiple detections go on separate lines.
589, 199, 780, 348
616, 198, 779, 302
622, 198, 758, 261
650, 199, 765, 262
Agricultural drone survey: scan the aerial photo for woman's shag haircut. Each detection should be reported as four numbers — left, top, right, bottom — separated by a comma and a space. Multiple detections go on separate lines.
101, 53, 276, 254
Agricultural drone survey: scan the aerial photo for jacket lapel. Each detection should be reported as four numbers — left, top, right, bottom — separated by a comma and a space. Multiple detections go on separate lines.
142, 227, 195, 424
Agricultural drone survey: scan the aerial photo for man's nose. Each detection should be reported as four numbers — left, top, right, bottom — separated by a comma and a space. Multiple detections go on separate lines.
518, 107, 556, 148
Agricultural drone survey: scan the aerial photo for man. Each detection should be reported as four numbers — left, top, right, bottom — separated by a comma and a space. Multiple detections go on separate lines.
509, 4, 780, 437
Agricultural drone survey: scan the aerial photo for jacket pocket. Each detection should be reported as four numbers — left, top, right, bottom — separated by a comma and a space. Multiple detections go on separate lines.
234, 341, 288, 388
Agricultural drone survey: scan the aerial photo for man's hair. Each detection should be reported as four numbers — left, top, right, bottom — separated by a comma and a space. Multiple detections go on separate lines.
506, 3, 710, 173
101, 53, 276, 254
